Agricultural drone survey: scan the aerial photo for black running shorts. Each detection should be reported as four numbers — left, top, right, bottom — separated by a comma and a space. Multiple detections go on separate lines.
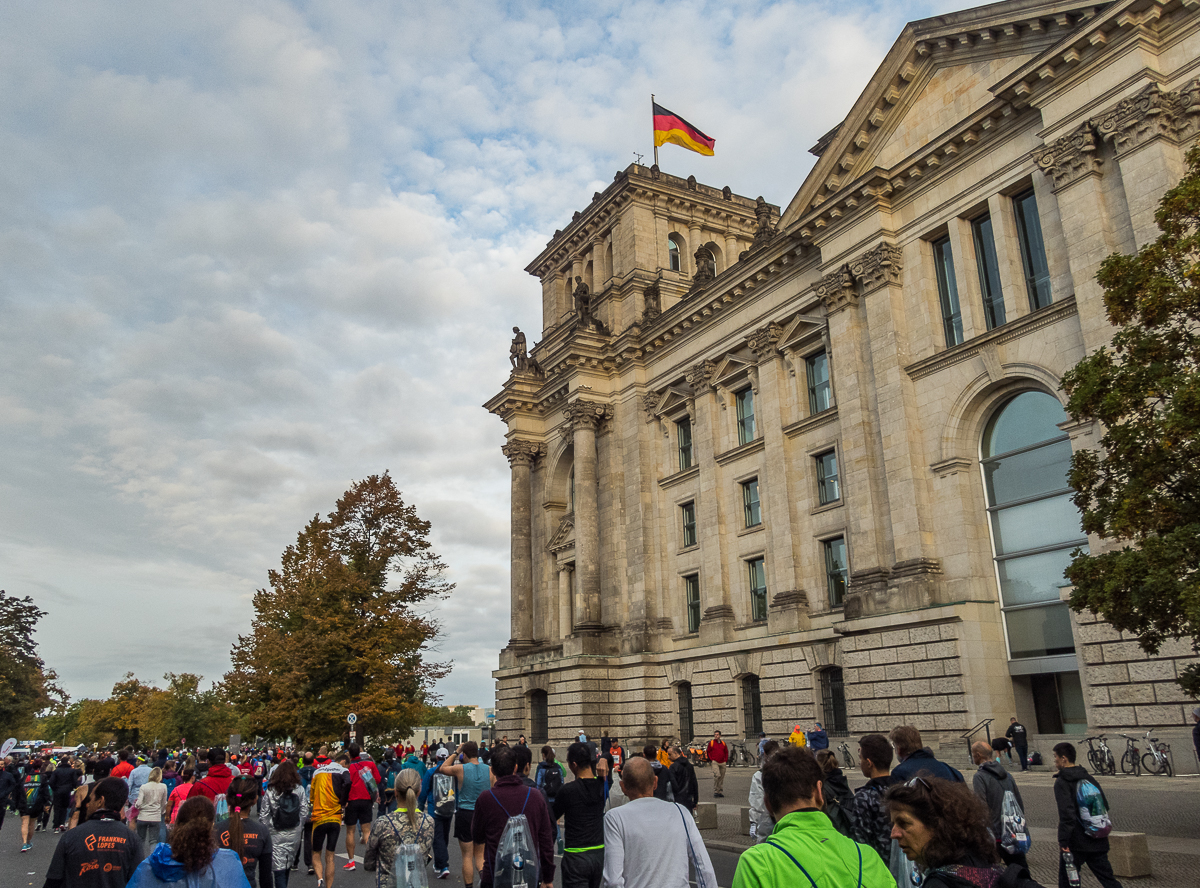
343, 799, 374, 827
312, 821, 341, 852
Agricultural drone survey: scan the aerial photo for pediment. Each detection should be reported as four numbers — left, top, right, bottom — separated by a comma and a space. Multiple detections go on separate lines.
651, 385, 693, 419
711, 353, 756, 389
547, 513, 575, 554
782, 1, 1110, 229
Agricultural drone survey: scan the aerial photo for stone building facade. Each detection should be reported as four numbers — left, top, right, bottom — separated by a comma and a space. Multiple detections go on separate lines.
485, 0, 1200, 756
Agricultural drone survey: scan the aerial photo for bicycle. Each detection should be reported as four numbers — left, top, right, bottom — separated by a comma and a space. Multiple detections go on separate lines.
1084, 735, 1116, 776
1098, 734, 1116, 776
1118, 734, 1141, 776
1140, 730, 1172, 777
738, 741, 758, 768
838, 740, 857, 771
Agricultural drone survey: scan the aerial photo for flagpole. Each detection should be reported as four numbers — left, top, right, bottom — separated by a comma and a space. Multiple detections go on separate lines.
651, 93, 658, 168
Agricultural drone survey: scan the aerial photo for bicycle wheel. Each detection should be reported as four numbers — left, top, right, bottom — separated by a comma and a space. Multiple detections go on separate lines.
842, 748, 857, 770
1162, 753, 1173, 778
1120, 750, 1138, 775
1088, 750, 1101, 772
1104, 751, 1116, 776
1141, 752, 1163, 775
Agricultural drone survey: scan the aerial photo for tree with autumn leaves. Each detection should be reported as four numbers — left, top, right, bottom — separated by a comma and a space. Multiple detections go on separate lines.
1063, 144, 1200, 697
223, 473, 452, 744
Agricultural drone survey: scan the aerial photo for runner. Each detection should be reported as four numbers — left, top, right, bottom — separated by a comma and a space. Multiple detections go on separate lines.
342, 744, 383, 871
439, 740, 491, 887
309, 754, 350, 888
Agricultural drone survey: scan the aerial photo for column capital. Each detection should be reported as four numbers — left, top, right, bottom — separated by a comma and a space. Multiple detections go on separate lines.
501, 438, 546, 467
563, 399, 613, 431
1032, 124, 1103, 190
745, 321, 785, 363
849, 241, 903, 293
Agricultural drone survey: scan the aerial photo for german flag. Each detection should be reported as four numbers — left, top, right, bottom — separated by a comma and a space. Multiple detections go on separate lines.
653, 102, 715, 156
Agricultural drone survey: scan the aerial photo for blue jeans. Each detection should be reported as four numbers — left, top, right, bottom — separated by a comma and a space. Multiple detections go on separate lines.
432, 814, 452, 871
274, 869, 290, 888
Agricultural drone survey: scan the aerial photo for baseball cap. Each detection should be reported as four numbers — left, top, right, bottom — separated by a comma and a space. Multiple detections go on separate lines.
436, 748, 449, 759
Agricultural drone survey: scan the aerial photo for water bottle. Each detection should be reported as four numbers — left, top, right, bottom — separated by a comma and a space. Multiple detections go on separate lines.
1062, 851, 1081, 888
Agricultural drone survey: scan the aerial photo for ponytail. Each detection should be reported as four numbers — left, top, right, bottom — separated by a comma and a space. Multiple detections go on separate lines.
395, 770, 423, 832
225, 777, 260, 855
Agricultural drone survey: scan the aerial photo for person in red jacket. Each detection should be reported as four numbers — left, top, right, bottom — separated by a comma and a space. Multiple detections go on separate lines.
342, 744, 383, 871
110, 748, 134, 780
188, 748, 235, 802
706, 730, 730, 798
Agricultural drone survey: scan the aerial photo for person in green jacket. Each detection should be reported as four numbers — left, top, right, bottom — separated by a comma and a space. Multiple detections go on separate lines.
732, 746, 895, 888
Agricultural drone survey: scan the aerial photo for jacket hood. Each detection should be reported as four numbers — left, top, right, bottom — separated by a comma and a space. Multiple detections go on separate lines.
1056, 765, 1089, 782
980, 760, 1009, 780
148, 840, 189, 882
205, 764, 232, 778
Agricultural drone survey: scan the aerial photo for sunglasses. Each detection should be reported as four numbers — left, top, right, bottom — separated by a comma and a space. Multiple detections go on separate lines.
906, 775, 933, 791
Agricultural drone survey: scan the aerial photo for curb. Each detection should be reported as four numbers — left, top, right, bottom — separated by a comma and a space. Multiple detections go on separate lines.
702, 839, 751, 855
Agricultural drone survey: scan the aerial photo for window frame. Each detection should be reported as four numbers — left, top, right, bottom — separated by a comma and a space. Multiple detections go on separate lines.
742, 478, 762, 528
735, 387, 756, 445
1013, 190, 1052, 311
933, 235, 964, 347
680, 501, 697, 549
805, 350, 832, 415
822, 535, 849, 608
677, 682, 694, 742
684, 574, 701, 634
742, 675, 763, 735
668, 235, 683, 272
676, 417, 693, 471
971, 213, 1007, 330
815, 449, 840, 506
747, 556, 767, 622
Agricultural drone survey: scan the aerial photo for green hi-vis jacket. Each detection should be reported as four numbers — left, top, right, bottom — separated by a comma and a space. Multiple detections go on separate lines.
732, 809, 897, 888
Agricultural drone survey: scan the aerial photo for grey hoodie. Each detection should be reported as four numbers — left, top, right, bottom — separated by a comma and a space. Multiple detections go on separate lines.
972, 759, 1023, 842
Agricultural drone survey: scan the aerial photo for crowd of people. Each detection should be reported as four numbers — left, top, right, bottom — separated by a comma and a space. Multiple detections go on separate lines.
0, 721, 1129, 888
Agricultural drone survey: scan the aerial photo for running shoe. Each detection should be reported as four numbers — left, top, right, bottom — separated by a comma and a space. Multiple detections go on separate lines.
21, 842, 32, 852
343, 861, 356, 870
437, 868, 450, 879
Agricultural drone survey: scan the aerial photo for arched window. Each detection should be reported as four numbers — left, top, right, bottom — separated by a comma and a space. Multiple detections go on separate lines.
677, 682, 693, 742
530, 690, 548, 744
668, 234, 683, 272
819, 667, 847, 734
982, 391, 1085, 660
742, 675, 762, 735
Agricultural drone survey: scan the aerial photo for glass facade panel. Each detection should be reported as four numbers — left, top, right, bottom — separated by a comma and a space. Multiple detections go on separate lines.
990, 494, 1083, 555
824, 537, 847, 607
996, 547, 1079, 607
984, 438, 1073, 506
685, 574, 700, 633
681, 502, 697, 548
743, 479, 761, 528
1004, 604, 1076, 658
736, 388, 756, 445
806, 351, 832, 414
972, 215, 1007, 329
677, 418, 693, 470
934, 236, 964, 346
1014, 190, 1052, 311
816, 450, 840, 505
748, 557, 767, 622
983, 391, 1068, 458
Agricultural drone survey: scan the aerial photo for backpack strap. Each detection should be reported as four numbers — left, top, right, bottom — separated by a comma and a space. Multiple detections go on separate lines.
765, 836, 862, 888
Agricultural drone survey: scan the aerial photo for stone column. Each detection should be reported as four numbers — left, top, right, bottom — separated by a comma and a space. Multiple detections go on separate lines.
564, 399, 612, 631
558, 564, 574, 639
501, 439, 545, 646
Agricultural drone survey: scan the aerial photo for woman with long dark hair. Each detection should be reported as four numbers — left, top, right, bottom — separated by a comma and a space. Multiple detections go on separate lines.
127, 796, 250, 887
885, 776, 1008, 888
215, 776, 273, 888
261, 760, 308, 888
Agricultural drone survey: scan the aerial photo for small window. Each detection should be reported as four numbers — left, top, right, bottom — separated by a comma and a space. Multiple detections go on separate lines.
681, 501, 697, 548
530, 690, 548, 744
819, 667, 848, 734
806, 351, 832, 414
736, 388, 756, 445
668, 236, 682, 272
677, 418, 693, 471
824, 536, 848, 607
972, 215, 1006, 329
816, 450, 840, 505
1013, 190, 1052, 311
684, 574, 701, 634
678, 682, 694, 741
748, 557, 767, 622
742, 479, 761, 528
742, 675, 763, 735
933, 236, 964, 347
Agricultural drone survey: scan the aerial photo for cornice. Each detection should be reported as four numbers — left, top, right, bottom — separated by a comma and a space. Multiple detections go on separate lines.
714, 437, 765, 467
657, 465, 700, 491
904, 296, 1079, 381
784, 407, 840, 440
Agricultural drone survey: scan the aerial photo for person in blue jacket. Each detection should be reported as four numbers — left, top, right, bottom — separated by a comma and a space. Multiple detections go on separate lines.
808, 722, 830, 751
127, 796, 250, 888
416, 748, 453, 880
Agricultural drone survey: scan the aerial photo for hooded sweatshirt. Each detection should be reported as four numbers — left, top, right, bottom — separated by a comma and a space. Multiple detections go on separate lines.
189, 764, 235, 804
972, 760, 1023, 843
1054, 764, 1110, 854
126, 841, 250, 888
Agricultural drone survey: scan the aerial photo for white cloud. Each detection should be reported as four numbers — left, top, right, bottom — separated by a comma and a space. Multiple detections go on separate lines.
0, 0, 937, 708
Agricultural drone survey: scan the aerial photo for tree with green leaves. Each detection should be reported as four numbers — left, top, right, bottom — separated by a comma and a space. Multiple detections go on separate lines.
0, 590, 62, 731
1063, 144, 1200, 697
224, 473, 452, 744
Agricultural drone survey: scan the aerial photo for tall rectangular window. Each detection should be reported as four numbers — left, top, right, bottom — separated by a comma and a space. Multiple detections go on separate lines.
824, 536, 848, 607
684, 574, 700, 634
748, 557, 767, 621
742, 675, 763, 735
680, 501, 697, 548
677, 682, 693, 741
806, 351, 832, 414
816, 450, 840, 505
972, 215, 1006, 329
677, 418, 693, 471
933, 236, 964, 347
742, 479, 761, 528
736, 388, 756, 445
1013, 190, 1052, 311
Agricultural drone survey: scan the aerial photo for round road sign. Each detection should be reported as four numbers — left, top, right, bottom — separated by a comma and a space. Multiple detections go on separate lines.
347, 713, 357, 725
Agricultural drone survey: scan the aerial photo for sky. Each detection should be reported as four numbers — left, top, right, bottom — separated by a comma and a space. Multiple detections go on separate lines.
0, 0, 944, 711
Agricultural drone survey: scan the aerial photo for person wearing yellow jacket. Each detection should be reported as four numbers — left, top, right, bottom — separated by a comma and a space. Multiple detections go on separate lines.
787, 725, 807, 748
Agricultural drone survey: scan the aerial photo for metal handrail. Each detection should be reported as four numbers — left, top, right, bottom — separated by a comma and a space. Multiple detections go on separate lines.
960, 718, 995, 762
